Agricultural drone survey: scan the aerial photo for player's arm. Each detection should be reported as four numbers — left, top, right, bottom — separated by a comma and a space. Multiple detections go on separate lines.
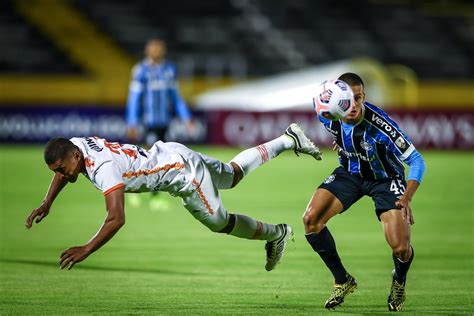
59, 185, 125, 270
397, 150, 426, 225
25, 173, 68, 229
126, 65, 145, 142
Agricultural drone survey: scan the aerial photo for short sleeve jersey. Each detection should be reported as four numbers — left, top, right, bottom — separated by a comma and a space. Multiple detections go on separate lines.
318, 102, 416, 180
70, 137, 195, 196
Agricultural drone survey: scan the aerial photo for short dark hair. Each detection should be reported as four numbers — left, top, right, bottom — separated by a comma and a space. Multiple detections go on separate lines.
44, 138, 77, 165
338, 72, 364, 87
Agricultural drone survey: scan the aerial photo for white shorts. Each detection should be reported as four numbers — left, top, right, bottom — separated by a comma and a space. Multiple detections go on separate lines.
180, 150, 234, 232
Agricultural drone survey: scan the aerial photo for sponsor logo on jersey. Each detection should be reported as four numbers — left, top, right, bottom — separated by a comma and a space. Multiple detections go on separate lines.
369, 113, 397, 138
395, 136, 407, 149
340, 149, 375, 162
327, 127, 338, 135
360, 140, 373, 151
324, 174, 336, 184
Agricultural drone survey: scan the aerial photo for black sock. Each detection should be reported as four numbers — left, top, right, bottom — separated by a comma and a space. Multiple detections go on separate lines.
305, 227, 348, 284
393, 246, 414, 283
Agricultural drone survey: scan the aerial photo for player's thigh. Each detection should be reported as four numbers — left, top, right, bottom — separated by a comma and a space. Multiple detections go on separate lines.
181, 171, 228, 232
380, 209, 411, 258
303, 188, 344, 233
304, 168, 363, 232
196, 152, 234, 189
370, 178, 406, 220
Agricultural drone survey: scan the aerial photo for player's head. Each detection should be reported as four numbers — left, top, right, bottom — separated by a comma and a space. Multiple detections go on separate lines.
338, 72, 365, 123
145, 38, 166, 63
44, 138, 83, 183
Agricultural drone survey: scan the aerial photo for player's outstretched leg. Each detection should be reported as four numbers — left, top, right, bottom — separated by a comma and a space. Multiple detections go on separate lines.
388, 269, 406, 311
324, 274, 358, 309
214, 213, 293, 271
265, 223, 293, 271
230, 123, 321, 181
284, 123, 322, 160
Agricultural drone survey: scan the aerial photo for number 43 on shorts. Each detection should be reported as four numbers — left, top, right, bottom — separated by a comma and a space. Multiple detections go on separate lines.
390, 179, 406, 195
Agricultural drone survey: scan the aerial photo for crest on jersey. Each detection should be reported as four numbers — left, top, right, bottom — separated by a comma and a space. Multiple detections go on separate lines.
395, 136, 407, 149
360, 140, 372, 151
323, 174, 336, 184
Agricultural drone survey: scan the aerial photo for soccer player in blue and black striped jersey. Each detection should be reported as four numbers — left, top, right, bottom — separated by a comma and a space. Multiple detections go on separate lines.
126, 39, 194, 146
303, 73, 425, 311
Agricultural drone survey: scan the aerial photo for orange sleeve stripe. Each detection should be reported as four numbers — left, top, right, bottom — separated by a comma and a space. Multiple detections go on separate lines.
103, 183, 125, 196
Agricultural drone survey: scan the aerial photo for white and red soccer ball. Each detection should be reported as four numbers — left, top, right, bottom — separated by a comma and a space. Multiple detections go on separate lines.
314, 79, 354, 120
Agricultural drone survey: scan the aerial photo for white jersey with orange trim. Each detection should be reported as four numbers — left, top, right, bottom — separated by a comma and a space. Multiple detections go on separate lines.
70, 137, 205, 197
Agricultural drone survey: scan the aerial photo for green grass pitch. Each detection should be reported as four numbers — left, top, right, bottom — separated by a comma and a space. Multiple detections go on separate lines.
0, 145, 472, 315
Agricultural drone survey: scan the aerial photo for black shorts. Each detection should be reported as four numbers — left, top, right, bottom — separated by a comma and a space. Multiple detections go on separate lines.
319, 167, 406, 220
145, 126, 168, 145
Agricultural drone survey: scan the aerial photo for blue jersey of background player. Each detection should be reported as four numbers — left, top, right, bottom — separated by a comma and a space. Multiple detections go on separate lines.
125, 39, 194, 146
303, 73, 425, 311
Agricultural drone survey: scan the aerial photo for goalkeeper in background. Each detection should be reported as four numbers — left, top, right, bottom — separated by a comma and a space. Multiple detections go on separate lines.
305, 72, 425, 312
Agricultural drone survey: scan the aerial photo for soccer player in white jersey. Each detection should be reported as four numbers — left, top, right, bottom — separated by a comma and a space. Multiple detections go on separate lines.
25, 124, 322, 272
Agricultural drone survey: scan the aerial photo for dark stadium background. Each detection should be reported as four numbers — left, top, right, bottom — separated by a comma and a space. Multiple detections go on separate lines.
0, 0, 472, 148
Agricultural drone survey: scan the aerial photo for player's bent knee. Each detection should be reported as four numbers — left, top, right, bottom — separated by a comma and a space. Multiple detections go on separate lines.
392, 244, 411, 261
217, 213, 236, 234
229, 162, 243, 188
302, 212, 325, 233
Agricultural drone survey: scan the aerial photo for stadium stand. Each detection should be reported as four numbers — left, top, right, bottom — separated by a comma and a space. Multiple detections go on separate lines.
0, 0, 82, 74
2, 0, 472, 80
70, 0, 472, 80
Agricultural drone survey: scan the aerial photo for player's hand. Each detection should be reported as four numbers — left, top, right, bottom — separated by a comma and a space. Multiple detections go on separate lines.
60, 246, 90, 270
25, 202, 51, 229
395, 197, 414, 225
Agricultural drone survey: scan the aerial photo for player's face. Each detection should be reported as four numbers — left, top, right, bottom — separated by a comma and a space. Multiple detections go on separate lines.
343, 84, 365, 123
145, 41, 166, 62
48, 151, 82, 183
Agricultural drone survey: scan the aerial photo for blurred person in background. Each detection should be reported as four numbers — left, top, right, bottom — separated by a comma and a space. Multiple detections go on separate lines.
125, 38, 194, 146
125, 39, 194, 209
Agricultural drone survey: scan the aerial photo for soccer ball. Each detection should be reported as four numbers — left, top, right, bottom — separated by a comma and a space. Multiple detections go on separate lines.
313, 79, 354, 120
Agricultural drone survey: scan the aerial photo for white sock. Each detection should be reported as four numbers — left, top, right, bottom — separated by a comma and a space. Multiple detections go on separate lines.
231, 135, 294, 176
229, 214, 282, 241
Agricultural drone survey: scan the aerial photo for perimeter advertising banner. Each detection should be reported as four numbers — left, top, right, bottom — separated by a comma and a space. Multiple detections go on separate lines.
0, 106, 207, 144
206, 109, 473, 149
0, 107, 472, 149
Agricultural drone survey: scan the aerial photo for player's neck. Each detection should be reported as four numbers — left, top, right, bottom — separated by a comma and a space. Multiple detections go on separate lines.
148, 57, 163, 65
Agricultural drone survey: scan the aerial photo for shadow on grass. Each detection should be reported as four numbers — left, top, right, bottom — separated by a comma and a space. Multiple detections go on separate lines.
0, 258, 196, 275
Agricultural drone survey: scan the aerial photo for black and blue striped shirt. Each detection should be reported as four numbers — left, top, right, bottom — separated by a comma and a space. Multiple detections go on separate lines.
319, 102, 424, 182
126, 59, 191, 129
